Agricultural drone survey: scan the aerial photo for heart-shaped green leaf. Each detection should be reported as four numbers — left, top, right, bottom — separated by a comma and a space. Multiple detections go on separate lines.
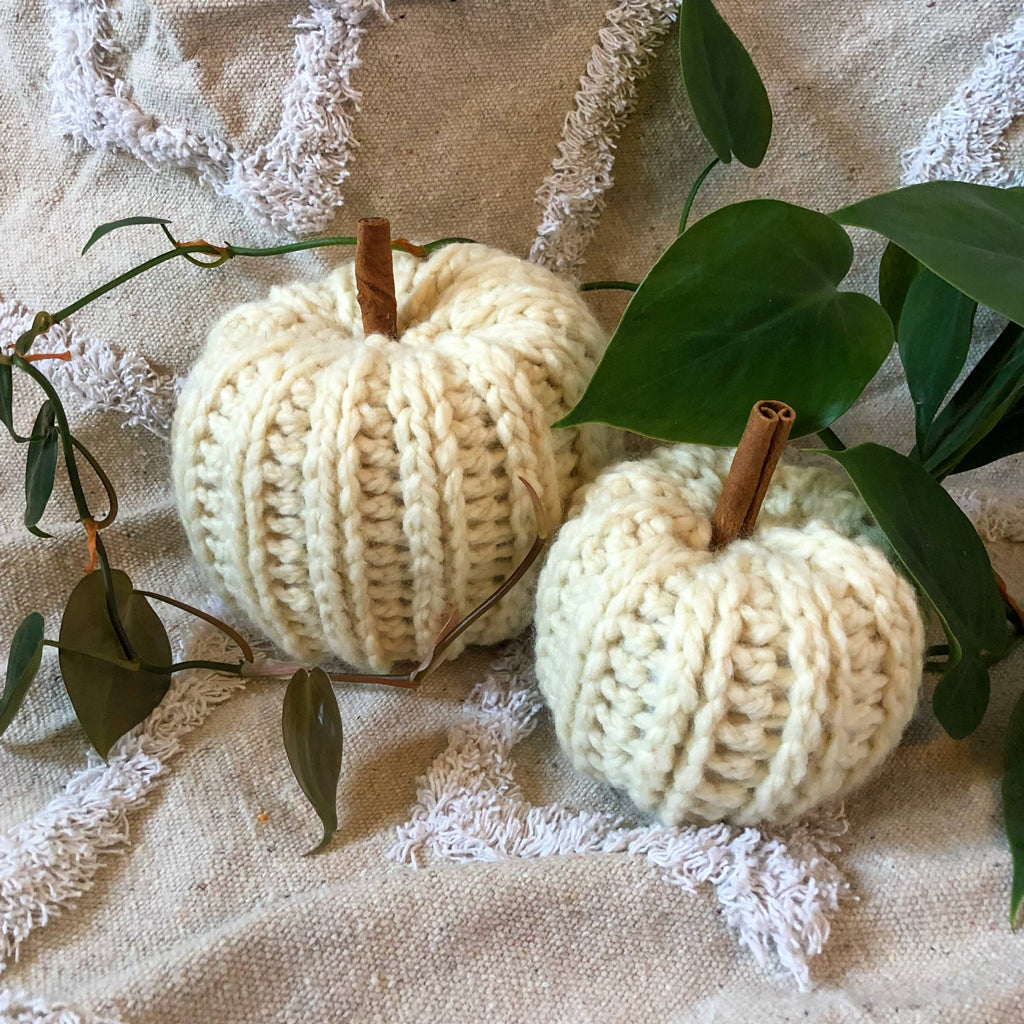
0, 612, 44, 737
559, 200, 893, 445
24, 400, 59, 533
922, 321, 1024, 478
952, 393, 1024, 474
878, 242, 921, 335
282, 667, 343, 855
834, 182, 1024, 325
679, 0, 772, 167
59, 569, 172, 759
898, 270, 976, 451
1004, 689, 1024, 926
824, 444, 1007, 739
81, 216, 172, 256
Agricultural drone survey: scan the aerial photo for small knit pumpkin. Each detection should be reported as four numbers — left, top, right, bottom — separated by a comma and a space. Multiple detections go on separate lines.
534, 444, 925, 826
172, 243, 612, 671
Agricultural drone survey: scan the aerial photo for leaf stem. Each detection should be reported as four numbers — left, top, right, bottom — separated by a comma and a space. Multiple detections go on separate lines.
817, 427, 848, 452
136, 590, 255, 663
70, 436, 118, 529
680, 156, 721, 233
578, 281, 639, 293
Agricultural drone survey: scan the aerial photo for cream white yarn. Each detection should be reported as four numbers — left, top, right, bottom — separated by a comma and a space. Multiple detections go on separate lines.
172, 243, 611, 672
535, 445, 925, 827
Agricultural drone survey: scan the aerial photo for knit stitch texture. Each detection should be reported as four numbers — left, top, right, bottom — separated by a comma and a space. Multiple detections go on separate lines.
172, 243, 612, 671
535, 445, 925, 826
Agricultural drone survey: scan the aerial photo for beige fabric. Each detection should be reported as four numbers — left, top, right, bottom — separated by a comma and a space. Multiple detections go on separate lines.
1, 0, 1023, 1020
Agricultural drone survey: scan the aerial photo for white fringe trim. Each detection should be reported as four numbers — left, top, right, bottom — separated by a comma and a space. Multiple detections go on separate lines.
0, 297, 176, 437
46, 0, 387, 236
902, 9, 1024, 186
953, 485, 1024, 544
0, 989, 125, 1024
529, 0, 679, 277
389, 640, 848, 990
0, 621, 245, 976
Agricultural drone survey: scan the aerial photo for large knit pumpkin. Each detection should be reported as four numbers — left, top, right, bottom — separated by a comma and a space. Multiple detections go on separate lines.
172, 243, 611, 671
534, 444, 925, 826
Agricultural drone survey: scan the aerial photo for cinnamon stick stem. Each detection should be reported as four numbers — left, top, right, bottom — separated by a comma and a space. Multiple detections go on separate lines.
710, 400, 795, 550
355, 217, 398, 339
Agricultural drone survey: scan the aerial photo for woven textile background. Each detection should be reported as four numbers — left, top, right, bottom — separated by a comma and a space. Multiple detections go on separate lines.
1, 1, 1023, 1020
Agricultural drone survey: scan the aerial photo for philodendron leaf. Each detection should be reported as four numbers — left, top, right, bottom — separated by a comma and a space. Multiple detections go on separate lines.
559, 200, 893, 446
24, 400, 59, 533
282, 667, 343, 855
833, 182, 1024, 325
922, 320, 1024, 478
898, 270, 977, 451
1004, 689, 1024, 926
678, 0, 772, 167
81, 216, 172, 256
823, 444, 1007, 739
0, 363, 13, 438
59, 569, 172, 759
952, 392, 1024, 474
0, 612, 44, 737
878, 242, 921, 334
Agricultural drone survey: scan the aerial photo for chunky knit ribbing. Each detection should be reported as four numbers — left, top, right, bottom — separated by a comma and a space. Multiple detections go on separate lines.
534, 445, 925, 826
172, 243, 612, 672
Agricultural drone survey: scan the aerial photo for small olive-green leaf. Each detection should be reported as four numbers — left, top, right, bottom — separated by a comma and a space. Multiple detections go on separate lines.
952, 393, 1024, 474
823, 444, 1007, 739
878, 242, 921, 334
1003, 689, 1024, 926
922, 320, 1024, 478
282, 667, 343, 855
24, 401, 59, 531
833, 182, 1024, 325
898, 270, 976, 451
679, 0, 772, 167
559, 200, 893, 445
0, 612, 44, 737
81, 216, 172, 256
59, 569, 171, 759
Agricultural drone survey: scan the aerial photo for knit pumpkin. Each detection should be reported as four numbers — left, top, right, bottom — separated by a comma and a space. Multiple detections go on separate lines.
172, 242, 612, 671
534, 444, 925, 826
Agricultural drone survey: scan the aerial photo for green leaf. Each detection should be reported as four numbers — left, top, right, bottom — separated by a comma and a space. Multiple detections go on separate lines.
81, 216, 172, 256
897, 270, 977, 450
0, 362, 13, 437
24, 401, 59, 533
58, 569, 172, 759
952, 392, 1024, 473
679, 0, 772, 167
559, 200, 893, 446
823, 444, 1007, 739
922, 320, 1024, 478
833, 182, 1024, 325
1004, 689, 1024, 926
878, 242, 921, 334
282, 667, 343, 855
0, 612, 44, 737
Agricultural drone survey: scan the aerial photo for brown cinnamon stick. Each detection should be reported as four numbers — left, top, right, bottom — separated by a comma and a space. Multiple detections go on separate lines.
355, 216, 398, 339
710, 400, 795, 550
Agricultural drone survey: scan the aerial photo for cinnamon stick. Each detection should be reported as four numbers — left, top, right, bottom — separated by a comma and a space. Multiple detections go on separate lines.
355, 217, 398, 339
710, 400, 795, 550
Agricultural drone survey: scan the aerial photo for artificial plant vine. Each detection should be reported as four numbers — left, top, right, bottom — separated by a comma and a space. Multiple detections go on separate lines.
564, 0, 1024, 922
0, 217, 547, 854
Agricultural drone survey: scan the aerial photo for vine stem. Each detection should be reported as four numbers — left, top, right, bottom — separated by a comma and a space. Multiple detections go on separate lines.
680, 156, 721, 233
578, 281, 639, 293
